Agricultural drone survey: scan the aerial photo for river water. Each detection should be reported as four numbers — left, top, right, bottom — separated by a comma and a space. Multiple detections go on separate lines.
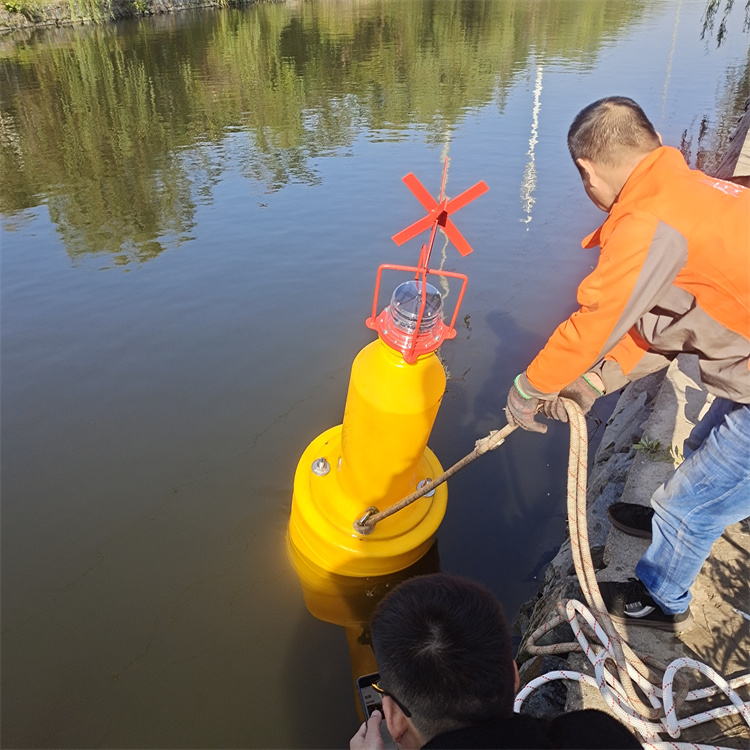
1, 0, 748, 746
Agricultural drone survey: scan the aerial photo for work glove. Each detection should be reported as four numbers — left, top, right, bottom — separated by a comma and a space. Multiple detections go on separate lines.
541, 374, 603, 423
505, 376, 547, 434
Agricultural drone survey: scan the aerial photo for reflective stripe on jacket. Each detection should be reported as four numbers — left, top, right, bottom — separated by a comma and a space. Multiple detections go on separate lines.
522, 146, 750, 403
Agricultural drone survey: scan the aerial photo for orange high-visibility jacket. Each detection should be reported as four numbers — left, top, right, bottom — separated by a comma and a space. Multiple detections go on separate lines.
520, 146, 750, 403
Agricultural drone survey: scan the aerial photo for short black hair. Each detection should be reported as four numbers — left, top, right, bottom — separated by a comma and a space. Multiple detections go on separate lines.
568, 97, 660, 167
370, 573, 516, 737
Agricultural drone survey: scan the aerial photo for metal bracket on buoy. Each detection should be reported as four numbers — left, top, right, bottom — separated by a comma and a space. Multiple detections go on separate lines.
311, 457, 330, 476
353, 507, 379, 536
417, 478, 436, 497
365, 159, 488, 364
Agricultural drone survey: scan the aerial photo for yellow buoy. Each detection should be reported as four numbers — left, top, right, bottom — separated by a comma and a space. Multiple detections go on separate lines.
288, 161, 488, 576
289, 335, 448, 576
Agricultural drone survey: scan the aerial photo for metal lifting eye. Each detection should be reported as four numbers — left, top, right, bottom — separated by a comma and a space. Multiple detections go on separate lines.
353, 507, 379, 535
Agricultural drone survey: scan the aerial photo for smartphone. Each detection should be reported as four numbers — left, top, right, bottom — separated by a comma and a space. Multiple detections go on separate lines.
356, 672, 382, 720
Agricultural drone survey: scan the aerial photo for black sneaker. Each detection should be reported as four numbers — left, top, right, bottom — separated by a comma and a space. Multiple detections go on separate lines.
597, 578, 693, 633
607, 502, 654, 539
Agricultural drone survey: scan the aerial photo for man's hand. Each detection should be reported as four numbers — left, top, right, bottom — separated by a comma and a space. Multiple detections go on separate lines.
505, 377, 547, 433
350, 710, 385, 750
541, 374, 603, 423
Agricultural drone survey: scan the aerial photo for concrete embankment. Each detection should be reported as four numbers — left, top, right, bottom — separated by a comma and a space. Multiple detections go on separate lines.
513, 354, 750, 747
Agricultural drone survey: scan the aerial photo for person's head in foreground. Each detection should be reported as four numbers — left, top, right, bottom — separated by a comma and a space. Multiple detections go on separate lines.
568, 96, 661, 212
370, 573, 516, 748
351, 573, 642, 749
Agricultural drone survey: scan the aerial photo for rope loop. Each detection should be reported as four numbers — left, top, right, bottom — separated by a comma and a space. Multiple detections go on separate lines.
519, 399, 750, 748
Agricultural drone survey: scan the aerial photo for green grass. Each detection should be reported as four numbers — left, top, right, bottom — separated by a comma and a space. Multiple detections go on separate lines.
633, 435, 684, 464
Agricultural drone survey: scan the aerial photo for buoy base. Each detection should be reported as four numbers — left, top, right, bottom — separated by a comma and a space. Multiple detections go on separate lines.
288, 425, 447, 577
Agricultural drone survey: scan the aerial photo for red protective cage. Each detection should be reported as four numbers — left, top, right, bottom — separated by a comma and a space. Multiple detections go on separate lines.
366, 159, 488, 363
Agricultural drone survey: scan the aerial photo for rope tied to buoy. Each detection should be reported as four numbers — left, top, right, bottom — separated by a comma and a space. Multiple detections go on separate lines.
354, 398, 750, 748
352, 422, 516, 534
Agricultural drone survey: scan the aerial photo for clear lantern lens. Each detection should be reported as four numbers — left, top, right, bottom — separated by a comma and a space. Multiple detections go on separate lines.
389, 281, 443, 335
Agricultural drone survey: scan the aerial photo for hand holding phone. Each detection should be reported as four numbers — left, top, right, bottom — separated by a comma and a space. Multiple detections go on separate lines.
356, 672, 382, 720
350, 709, 385, 750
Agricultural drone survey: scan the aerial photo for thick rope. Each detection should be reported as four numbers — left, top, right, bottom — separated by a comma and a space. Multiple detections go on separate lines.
560, 399, 668, 722
517, 399, 750, 749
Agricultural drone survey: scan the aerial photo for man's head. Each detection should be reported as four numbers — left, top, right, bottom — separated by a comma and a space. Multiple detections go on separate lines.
568, 97, 661, 211
369, 573, 517, 748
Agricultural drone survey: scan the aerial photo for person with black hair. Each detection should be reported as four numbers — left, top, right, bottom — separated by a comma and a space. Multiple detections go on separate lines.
350, 573, 641, 749
504, 97, 750, 632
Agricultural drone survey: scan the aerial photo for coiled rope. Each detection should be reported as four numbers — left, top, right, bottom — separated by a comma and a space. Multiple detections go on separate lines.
515, 399, 750, 750
355, 398, 750, 748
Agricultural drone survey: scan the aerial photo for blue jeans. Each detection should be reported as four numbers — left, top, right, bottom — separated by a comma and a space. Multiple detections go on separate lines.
635, 398, 750, 614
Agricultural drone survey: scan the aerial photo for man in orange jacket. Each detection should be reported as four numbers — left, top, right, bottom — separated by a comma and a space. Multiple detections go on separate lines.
505, 96, 750, 631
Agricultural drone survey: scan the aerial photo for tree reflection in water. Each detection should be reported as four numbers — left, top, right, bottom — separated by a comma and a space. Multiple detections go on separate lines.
1, 0, 652, 265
